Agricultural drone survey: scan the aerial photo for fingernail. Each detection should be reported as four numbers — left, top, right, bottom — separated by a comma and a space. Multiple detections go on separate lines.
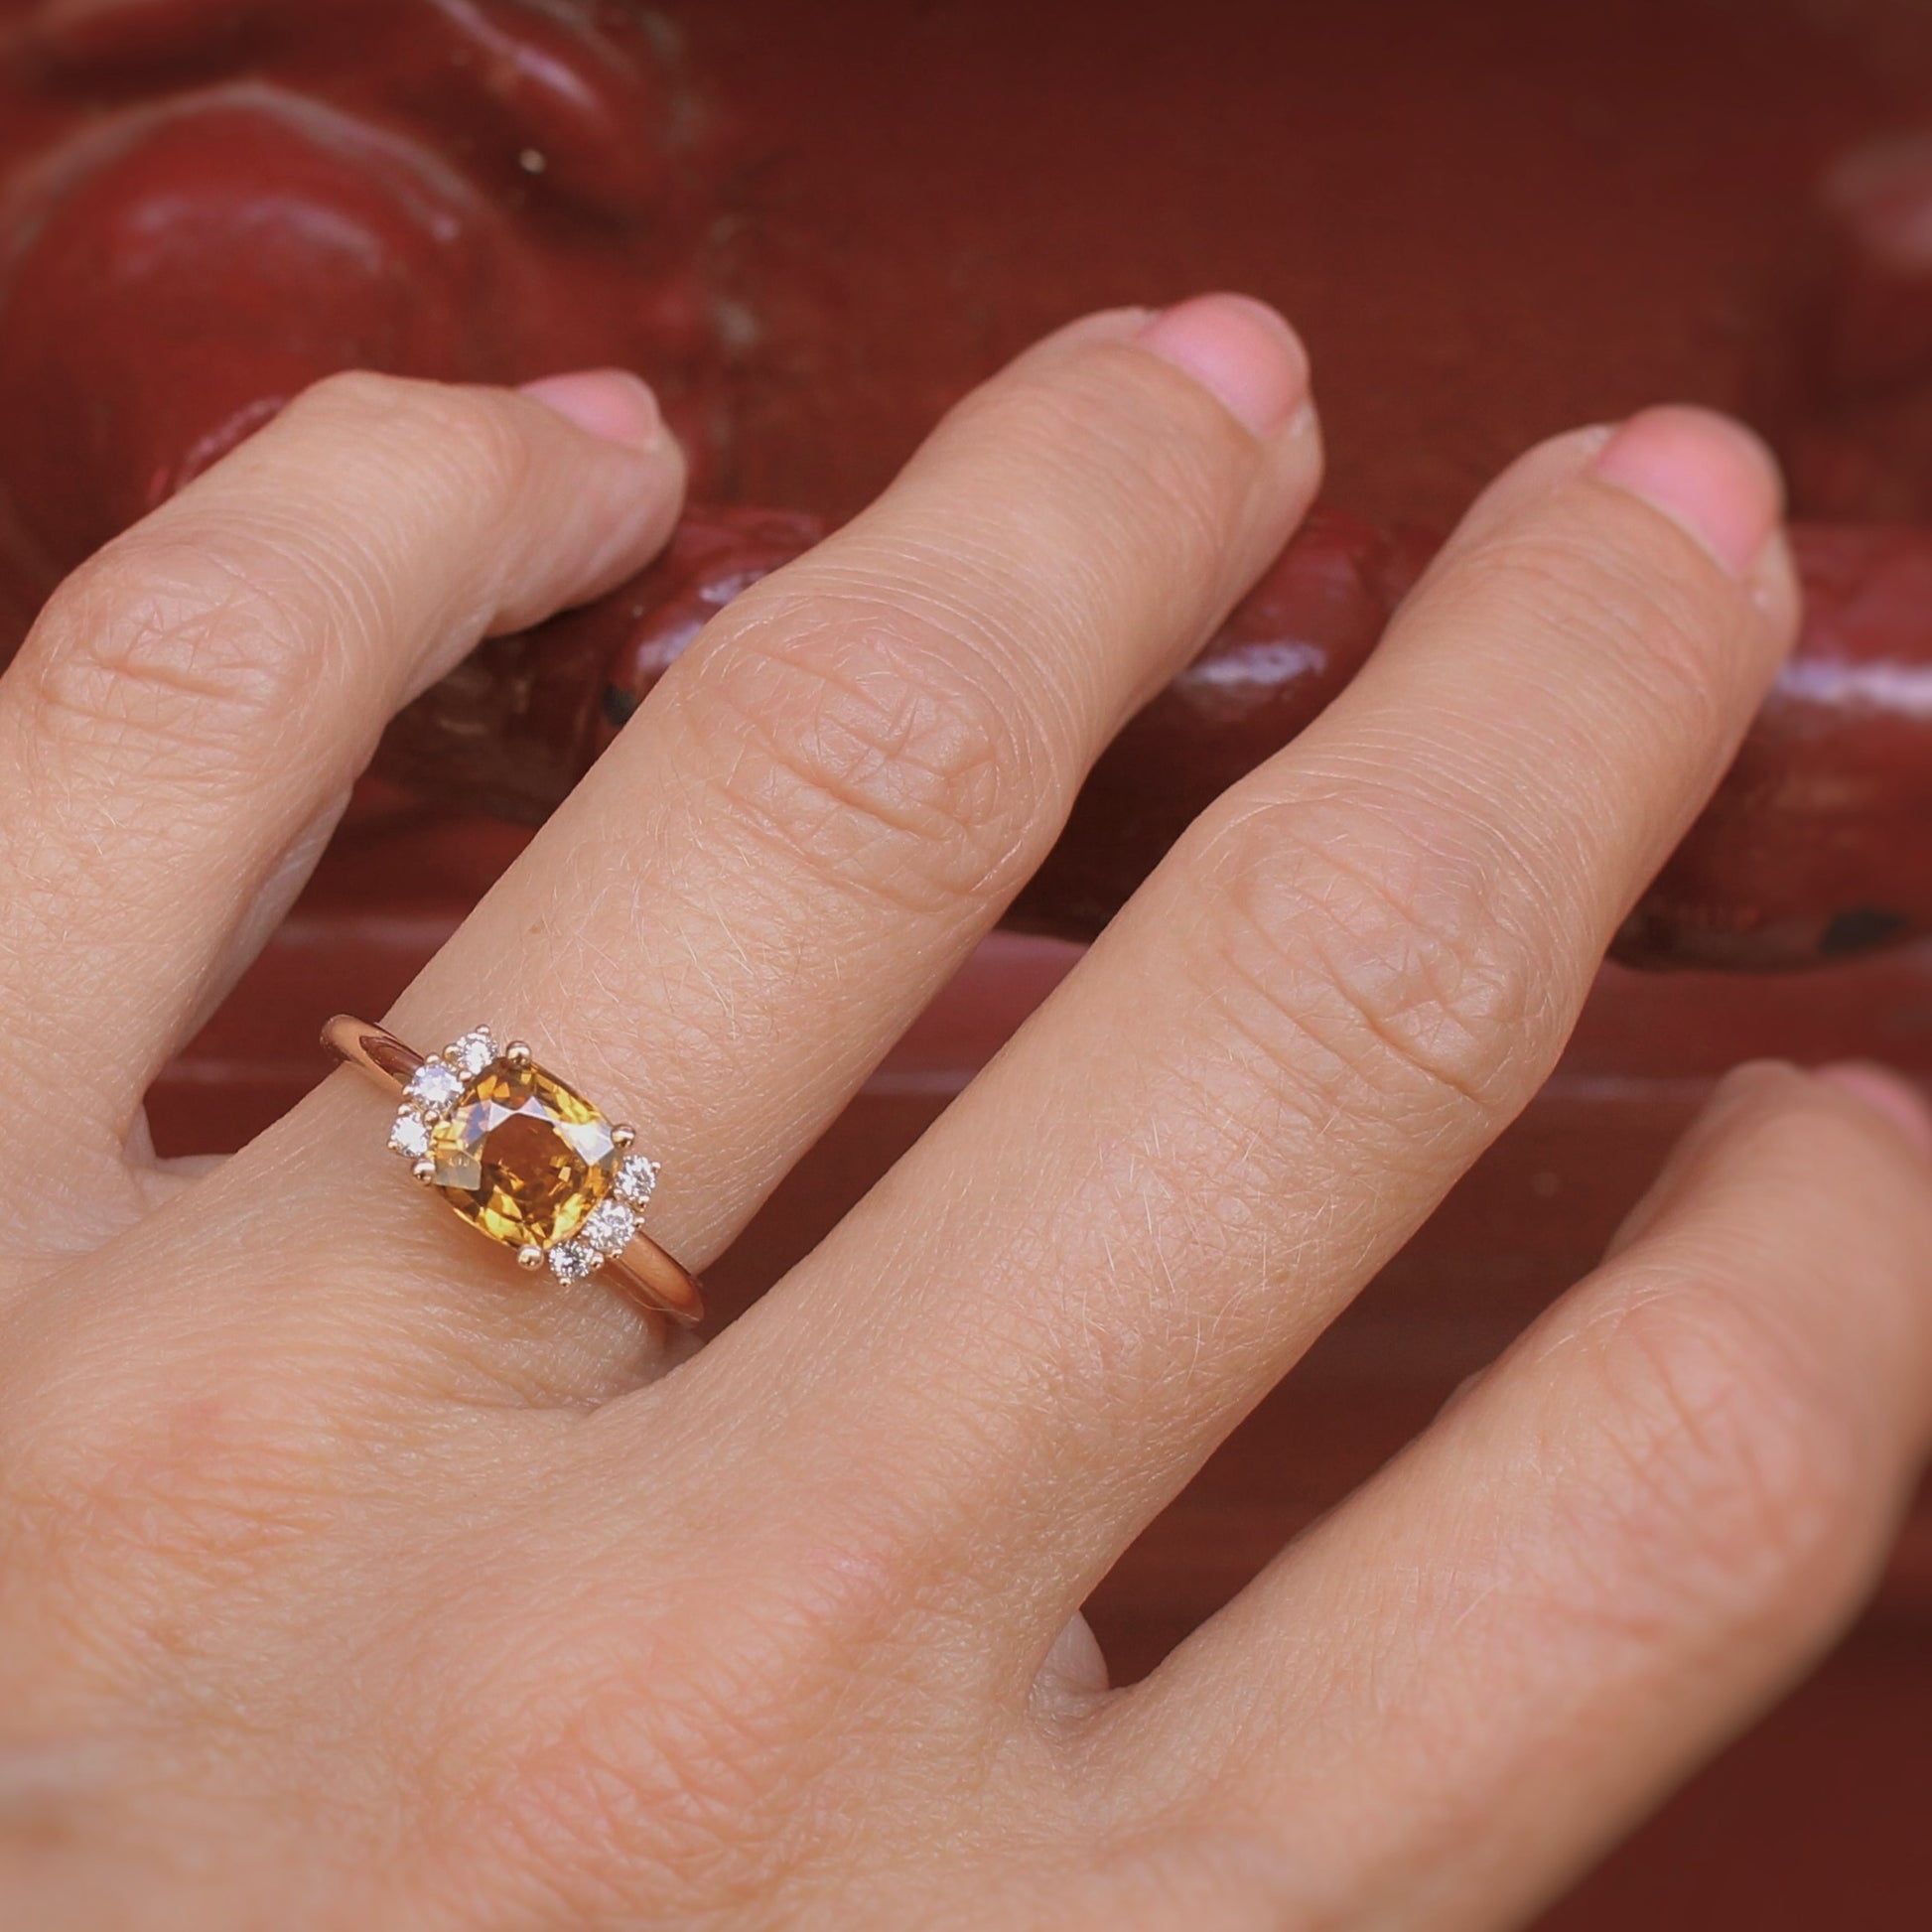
1138, 293, 1311, 439
520, 369, 664, 452
1817, 1061, 1932, 1160
1592, 405, 1783, 579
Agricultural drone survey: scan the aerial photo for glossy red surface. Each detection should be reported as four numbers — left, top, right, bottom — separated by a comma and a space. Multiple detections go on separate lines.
4, 1, 1932, 1922
382, 505, 1932, 967
4, 0, 1932, 968
0, 0, 717, 640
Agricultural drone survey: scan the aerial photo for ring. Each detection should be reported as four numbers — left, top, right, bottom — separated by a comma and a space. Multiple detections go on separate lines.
322, 1016, 705, 1327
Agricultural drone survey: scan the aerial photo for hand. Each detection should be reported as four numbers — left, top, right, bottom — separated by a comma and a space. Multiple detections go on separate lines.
2, 297, 1928, 1931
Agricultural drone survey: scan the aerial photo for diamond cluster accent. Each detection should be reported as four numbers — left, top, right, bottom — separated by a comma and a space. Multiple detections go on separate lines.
391, 1029, 495, 1162
385, 1026, 660, 1287
548, 1197, 639, 1285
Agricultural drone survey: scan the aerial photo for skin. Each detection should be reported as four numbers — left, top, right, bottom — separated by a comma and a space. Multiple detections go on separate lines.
0, 294, 1929, 1930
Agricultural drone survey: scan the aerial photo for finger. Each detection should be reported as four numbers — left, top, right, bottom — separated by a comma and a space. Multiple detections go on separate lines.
679, 407, 1800, 1661
0, 369, 682, 1202
1105, 1063, 1932, 1930
107, 298, 1325, 1400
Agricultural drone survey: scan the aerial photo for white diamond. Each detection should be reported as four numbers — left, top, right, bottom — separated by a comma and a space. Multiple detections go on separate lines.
446, 1029, 497, 1078
388, 1111, 431, 1160
583, 1199, 636, 1256
405, 1060, 464, 1118
616, 1154, 659, 1207
549, 1241, 597, 1285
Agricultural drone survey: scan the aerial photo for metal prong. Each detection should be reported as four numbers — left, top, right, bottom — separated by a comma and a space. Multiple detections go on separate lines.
505, 1040, 534, 1068
411, 1158, 436, 1185
517, 1244, 546, 1272
612, 1123, 636, 1150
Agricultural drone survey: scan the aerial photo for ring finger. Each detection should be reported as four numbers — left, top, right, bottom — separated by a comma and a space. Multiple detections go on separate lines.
43, 296, 1325, 1405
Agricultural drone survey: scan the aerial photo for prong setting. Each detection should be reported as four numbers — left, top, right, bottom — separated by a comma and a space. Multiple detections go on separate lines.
505, 1040, 534, 1068
446, 1029, 497, 1078
517, 1244, 546, 1272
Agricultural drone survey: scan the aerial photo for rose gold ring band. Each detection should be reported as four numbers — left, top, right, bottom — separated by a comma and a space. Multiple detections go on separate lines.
322, 1015, 705, 1328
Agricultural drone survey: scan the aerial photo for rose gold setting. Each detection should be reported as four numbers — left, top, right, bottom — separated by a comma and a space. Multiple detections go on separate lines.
322, 1014, 704, 1327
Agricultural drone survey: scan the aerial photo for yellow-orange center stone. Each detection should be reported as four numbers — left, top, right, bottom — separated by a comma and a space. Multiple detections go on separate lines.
427, 1059, 616, 1250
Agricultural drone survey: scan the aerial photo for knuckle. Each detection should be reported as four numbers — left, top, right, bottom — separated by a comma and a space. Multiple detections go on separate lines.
686, 587, 1052, 916
24, 374, 544, 785
471, 1645, 792, 1901
1553, 1265, 1883, 1649
460, 1524, 917, 1911
1183, 795, 1545, 1124
31, 537, 324, 783
0, 1377, 342, 1695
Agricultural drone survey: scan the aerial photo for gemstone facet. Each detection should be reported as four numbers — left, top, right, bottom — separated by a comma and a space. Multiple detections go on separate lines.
427, 1057, 617, 1252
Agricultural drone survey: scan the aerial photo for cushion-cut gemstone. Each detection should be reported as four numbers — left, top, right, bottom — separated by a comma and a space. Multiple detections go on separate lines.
427, 1059, 616, 1251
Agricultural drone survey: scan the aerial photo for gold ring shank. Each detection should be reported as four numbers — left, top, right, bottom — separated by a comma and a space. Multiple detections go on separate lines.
323, 1015, 706, 1327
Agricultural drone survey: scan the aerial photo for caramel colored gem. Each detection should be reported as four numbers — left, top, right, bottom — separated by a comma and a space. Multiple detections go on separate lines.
428, 1059, 617, 1251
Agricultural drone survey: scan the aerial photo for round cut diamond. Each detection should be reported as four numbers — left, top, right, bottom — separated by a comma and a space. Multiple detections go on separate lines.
406, 1061, 465, 1118
583, 1198, 636, 1256
616, 1154, 659, 1207
446, 1030, 497, 1079
388, 1111, 431, 1160
426, 1059, 618, 1251
549, 1241, 596, 1285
